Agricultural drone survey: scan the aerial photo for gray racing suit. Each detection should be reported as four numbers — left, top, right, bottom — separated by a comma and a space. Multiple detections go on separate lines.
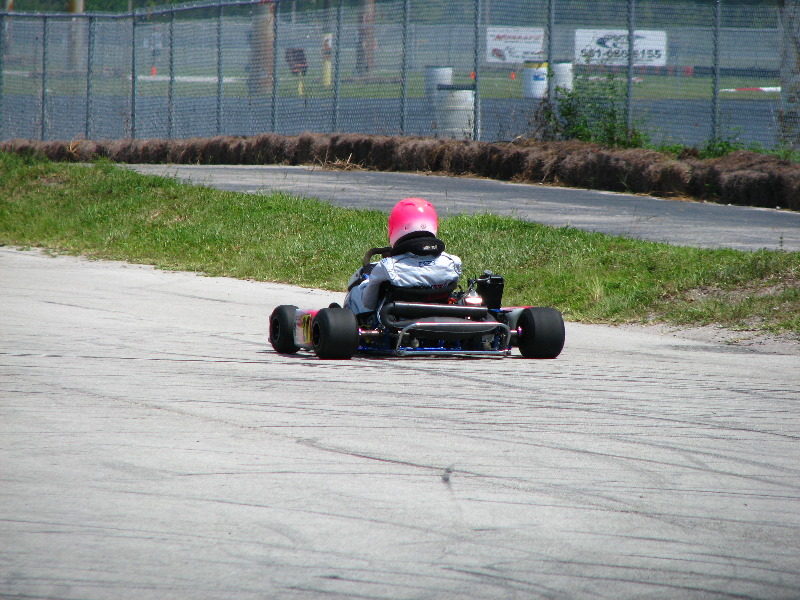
345, 249, 462, 315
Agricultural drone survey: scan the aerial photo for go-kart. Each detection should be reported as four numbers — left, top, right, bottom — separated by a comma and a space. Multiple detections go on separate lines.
269, 247, 565, 360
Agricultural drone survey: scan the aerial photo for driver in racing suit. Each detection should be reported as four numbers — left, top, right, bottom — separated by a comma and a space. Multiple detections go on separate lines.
344, 198, 461, 318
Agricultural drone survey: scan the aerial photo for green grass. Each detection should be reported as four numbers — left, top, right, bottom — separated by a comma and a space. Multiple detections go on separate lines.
6, 63, 779, 101
1, 150, 798, 336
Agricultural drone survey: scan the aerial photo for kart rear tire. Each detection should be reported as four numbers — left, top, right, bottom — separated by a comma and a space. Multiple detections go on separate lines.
312, 307, 359, 360
270, 305, 300, 354
517, 307, 565, 359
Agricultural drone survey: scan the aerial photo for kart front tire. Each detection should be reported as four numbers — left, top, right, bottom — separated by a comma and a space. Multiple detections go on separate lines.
270, 305, 300, 354
312, 307, 359, 360
518, 307, 565, 359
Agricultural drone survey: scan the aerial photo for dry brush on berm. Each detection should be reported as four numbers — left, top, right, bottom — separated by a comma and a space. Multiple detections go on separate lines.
2, 134, 798, 211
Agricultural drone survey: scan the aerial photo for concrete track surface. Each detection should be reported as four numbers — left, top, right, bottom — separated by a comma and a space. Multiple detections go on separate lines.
2, 247, 799, 600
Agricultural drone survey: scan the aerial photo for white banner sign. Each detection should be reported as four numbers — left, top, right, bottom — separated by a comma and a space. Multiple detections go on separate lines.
486, 27, 545, 64
575, 29, 667, 66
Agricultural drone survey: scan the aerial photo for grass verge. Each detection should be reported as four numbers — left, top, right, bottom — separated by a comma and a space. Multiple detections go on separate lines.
1, 150, 798, 336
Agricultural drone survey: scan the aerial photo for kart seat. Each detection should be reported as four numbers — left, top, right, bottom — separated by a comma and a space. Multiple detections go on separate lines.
383, 281, 458, 304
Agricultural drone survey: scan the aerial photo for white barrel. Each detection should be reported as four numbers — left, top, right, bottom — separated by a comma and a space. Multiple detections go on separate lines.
553, 62, 574, 92
425, 66, 453, 101
435, 84, 475, 140
523, 66, 548, 99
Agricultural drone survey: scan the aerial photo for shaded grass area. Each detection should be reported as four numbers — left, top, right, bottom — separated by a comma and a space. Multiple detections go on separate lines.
1, 150, 798, 335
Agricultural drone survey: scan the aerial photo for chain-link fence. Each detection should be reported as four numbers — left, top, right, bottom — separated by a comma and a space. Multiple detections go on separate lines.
0, 0, 787, 148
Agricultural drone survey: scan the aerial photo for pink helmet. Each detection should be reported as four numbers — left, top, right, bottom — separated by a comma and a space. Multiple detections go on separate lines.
388, 197, 438, 246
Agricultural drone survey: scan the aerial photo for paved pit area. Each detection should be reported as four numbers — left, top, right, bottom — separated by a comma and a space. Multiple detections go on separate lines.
1, 247, 799, 599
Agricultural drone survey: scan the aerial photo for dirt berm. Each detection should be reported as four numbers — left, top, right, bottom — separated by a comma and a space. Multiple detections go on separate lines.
2, 133, 798, 212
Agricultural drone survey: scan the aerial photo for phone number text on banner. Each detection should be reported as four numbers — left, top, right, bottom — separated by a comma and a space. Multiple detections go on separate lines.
575, 30, 667, 67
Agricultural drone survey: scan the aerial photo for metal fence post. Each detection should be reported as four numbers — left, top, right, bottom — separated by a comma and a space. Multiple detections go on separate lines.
217, 4, 223, 136
547, 0, 555, 104
472, 0, 481, 141
41, 16, 48, 141
712, 0, 721, 141
400, 0, 409, 135
626, 0, 635, 142
333, 0, 342, 132
131, 12, 137, 139
0, 13, 5, 141
85, 16, 94, 139
271, 0, 278, 133
168, 9, 174, 138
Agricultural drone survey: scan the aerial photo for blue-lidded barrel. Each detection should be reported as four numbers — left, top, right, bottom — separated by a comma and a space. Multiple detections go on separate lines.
523, 64, 548, 99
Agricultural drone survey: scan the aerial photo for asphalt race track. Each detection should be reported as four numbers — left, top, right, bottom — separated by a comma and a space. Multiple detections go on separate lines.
127, 164, 800, 252
2, 247, 799, 600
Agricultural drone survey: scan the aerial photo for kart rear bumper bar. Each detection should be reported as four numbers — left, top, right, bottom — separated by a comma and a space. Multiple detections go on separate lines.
396, 349, 512, 357
395, 321, 511, 356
